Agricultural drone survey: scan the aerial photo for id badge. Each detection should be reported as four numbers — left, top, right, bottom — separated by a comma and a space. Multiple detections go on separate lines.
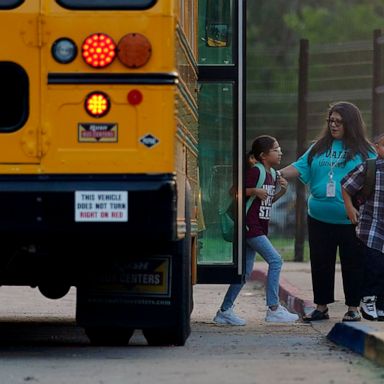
326, 180, 336, 197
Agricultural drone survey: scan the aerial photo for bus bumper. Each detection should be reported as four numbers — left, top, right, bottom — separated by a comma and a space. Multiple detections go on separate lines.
0, 173, 179, 286
0, 173, 177, 242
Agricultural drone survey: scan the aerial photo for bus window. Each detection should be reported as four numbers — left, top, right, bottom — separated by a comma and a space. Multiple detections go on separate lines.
56, 0, 157, 10
0, 0, 24, 9
198, 82, 234, 265
206, 0, 231, 47
0, 62, 28, 132
198, 0, 233, 65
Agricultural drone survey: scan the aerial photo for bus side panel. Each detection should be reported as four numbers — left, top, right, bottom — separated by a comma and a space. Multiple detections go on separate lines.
0, 4, 40, 163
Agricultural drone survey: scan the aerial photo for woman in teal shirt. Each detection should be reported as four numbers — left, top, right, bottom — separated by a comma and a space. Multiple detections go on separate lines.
280, 101, 376, 322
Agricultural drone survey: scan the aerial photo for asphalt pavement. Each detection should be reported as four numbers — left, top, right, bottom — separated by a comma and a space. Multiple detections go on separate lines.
252, 261, 384, 367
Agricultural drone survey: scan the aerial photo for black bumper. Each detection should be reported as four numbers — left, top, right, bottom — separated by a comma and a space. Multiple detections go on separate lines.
0, 173, 177, 243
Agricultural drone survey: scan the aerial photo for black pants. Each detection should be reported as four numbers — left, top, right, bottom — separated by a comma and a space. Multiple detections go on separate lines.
362, 245, 384, 309
307, 216, 364, 307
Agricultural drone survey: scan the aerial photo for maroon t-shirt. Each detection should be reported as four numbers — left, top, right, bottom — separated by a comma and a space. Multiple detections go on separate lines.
245, 167, 276, 238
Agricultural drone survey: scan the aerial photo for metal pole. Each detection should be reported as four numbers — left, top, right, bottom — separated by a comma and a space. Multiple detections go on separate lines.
372, 29, 381, 139
237, 0, 245, 274
294, 39, 309, 262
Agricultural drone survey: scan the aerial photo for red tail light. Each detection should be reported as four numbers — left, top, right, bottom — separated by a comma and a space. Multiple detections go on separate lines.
85, 92, 110, 118
82, 33, 116, 68
127, 89, 143, 105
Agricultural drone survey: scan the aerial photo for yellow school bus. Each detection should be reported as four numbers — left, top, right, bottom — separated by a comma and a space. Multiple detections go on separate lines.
0, 0, 245, 346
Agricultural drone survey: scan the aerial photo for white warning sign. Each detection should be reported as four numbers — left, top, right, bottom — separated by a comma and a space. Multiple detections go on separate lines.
75, 191, 128, 222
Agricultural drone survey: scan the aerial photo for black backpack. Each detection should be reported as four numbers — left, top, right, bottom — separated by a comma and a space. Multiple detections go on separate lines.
352, 158, 376, 208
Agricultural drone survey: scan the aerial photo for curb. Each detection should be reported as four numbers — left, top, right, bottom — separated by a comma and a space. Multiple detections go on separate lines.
251, 266, 384, 367
251, 267, 314, 316
327, 322, 384, 367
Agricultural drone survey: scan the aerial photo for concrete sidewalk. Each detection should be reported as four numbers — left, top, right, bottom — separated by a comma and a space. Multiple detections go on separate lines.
252, 261, 384, 367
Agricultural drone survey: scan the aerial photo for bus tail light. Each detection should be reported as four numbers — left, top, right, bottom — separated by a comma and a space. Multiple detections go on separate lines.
117, 33, 152, 68
84, 92, 110, 118
52, 38, 77, 64
82, 33, 116, 68
127, 89, 143, 106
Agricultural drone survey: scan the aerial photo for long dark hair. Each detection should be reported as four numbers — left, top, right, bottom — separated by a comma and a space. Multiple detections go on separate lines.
250, 135, 277, 162
307, 101, 373, 164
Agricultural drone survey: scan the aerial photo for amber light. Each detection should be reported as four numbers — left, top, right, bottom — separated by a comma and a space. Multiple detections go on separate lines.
85, 92, 110, 118
82, 33, 116, 68
117, 33, 152, 68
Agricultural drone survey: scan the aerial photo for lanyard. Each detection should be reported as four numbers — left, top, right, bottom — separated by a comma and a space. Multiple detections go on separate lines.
326, 144, 346, 197
328, 146, 345, 180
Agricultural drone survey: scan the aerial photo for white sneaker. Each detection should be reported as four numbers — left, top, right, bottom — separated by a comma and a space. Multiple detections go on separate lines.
377, 309, 384, 321
265, 305, 299, 323
213, 306, 246, 326
360, 296, 378, 321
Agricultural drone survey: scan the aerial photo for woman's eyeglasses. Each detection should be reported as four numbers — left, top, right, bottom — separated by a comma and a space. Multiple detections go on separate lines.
327, 118, 343, 127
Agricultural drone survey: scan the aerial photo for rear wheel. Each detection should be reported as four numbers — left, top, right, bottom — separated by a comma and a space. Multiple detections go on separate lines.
142, 242, 191, 346
78, 182, 193, 347
144, 184, 192, 346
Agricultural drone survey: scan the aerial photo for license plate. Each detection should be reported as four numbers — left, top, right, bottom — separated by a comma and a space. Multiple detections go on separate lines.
75, 191, 128, 222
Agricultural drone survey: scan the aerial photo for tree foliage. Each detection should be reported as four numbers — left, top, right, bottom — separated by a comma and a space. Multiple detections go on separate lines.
246, 0, 384, 138
284, 2, 384, 43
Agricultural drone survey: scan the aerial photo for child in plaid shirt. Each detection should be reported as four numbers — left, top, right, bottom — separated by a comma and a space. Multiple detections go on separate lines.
341, 133, 384, 321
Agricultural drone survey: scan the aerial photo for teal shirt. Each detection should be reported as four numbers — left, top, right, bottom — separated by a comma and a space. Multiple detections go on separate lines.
292, 140, 376, 224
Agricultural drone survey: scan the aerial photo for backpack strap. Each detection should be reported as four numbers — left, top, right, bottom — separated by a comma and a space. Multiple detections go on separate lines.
361, 158, 376, 200
246, 163, 275, 213
254, 163, 266, 188
270, 167, 277, 183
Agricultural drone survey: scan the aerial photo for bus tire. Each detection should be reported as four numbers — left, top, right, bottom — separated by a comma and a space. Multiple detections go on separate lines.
143, 181, 192, 346
143, 235, 191, 346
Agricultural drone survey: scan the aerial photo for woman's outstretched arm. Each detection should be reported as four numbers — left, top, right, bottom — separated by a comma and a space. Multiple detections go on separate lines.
278, 165, 300, 180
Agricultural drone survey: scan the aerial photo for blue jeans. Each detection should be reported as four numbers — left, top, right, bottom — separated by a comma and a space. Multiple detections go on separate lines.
221, 235, 283, 310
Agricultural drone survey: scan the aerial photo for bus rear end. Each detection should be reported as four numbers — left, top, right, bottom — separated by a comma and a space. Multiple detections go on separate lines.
0, 0, 197, 346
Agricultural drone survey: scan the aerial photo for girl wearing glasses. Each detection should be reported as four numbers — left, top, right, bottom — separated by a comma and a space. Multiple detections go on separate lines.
279, 101, 376, 322
214, 135, 299, 325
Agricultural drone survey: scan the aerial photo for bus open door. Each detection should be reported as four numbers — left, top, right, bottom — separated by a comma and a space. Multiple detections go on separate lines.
197, 0, 247, 285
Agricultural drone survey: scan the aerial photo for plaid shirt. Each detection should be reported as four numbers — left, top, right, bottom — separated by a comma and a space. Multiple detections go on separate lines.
341, 158, 384, 253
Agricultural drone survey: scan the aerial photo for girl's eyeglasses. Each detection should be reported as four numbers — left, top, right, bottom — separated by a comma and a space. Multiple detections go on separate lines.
270, 147, 282, 154
327, 118, 343, 127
